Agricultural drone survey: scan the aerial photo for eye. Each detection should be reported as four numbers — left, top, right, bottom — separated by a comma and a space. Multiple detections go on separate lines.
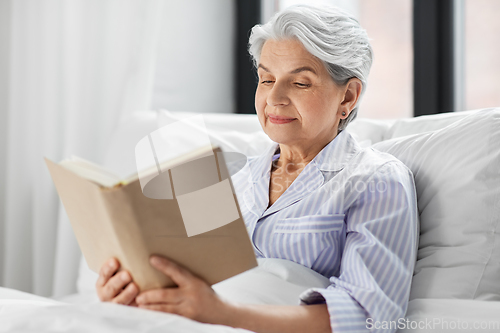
295, 82, 311, 88
260, 80, 274, 85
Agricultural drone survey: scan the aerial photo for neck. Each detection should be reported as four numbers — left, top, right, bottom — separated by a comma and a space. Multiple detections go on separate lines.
275, 134, 337, 172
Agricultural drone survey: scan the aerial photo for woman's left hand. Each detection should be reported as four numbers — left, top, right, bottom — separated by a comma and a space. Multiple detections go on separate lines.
135, 255, 226, 323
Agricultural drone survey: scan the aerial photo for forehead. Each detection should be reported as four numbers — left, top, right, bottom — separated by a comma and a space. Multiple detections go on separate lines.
259, 39, 324, 73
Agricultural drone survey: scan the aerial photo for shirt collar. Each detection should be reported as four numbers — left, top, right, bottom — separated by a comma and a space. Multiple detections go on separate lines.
249, 142, 279, 183
311, 130, 361, 172
249, 130, 361, 182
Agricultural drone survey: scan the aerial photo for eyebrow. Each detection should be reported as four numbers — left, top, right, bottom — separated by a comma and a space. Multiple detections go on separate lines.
290, 66, 317, 75
258, 64, 271, 72
258, 64, 318, 75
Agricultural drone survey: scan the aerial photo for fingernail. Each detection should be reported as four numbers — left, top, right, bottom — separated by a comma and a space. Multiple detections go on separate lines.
151, 256, 162, 265
108, 261, 116, 269
121, 272, 129, 281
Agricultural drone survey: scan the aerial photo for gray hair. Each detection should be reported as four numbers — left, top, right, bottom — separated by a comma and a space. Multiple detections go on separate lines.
248, 5, 373, 132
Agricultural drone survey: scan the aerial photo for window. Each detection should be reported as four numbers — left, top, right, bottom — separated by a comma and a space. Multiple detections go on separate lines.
464, 0, 500, 110
357, 0, 413, 119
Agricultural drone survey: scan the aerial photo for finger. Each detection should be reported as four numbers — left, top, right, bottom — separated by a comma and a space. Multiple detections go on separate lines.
150, 256, 193, 287
97, 258, 120, 287
138, 303, 181, 315
136, 288, 183, 305
111, 282, 139, 305
102, 270, 132, 301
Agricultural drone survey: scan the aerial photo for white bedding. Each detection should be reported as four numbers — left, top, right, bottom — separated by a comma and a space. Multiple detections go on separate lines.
0, 298, 251, 333
2, 294, 500, 333
0, 259, 329, 333
2, 258, 500, 332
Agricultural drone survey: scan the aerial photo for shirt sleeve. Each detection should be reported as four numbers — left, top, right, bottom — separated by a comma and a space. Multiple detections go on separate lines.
300, 161, 419, 333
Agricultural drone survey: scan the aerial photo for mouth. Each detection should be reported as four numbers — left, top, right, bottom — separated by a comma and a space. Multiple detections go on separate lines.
268, 114, 296, 124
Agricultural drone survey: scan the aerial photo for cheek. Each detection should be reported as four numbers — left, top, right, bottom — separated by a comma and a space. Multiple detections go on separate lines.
254, 88, 267, 121
300, 96, 338, 126
254, 88, 265, 112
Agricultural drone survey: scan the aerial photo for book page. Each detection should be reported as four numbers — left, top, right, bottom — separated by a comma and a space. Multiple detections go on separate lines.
59, 156, 122, 188
57, 144, 215, 189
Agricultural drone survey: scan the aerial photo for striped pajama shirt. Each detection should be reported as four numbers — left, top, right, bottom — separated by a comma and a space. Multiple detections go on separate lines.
231, 130, 419, 333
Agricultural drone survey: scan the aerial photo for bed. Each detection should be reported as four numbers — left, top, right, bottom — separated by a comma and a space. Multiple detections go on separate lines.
1, 108, 499, 332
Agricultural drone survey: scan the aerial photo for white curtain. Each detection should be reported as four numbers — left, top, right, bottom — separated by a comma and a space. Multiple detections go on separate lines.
0, 0, 235, 298
0, 0, 163, 297
150, 0, 235, 113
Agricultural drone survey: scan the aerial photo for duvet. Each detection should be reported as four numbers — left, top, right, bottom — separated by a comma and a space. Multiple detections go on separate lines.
2, 259, 499, 333
0, 259, 329, 333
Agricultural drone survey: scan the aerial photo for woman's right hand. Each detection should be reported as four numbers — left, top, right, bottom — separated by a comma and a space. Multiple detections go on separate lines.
96, 257, 139, 305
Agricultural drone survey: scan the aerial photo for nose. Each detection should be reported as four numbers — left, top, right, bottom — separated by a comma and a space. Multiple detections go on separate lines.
267, 81, 290, 107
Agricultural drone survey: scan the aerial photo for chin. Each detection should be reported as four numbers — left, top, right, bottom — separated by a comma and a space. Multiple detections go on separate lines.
263, 130, 297, 145
260, 117, 300, 144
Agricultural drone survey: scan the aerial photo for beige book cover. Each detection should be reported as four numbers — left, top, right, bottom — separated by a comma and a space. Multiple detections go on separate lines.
45, 148, 257, 292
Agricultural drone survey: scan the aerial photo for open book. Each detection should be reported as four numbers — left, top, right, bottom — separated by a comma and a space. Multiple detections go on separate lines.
45, 145, 257, 291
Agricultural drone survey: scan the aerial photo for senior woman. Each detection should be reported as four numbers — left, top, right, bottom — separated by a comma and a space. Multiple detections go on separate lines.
96, 5, 418, 333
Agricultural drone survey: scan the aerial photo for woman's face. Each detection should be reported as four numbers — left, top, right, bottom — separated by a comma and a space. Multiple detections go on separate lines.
255, 39, 347, 148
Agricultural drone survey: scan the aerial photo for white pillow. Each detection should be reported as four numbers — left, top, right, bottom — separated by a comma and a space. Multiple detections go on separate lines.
157, 110, 272, 158
372, 108, 500, 301
346, 117, 394, 146
384, 109, 477, 140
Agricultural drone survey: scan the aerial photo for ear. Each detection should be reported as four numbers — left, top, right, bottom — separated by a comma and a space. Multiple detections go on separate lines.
338, 78, 363, 119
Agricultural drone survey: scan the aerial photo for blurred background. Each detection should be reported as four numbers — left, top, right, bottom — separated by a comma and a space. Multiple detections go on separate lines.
0, 0, 499, 298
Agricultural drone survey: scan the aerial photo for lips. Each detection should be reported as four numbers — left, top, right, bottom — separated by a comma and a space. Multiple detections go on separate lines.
268, 114, 296, 124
